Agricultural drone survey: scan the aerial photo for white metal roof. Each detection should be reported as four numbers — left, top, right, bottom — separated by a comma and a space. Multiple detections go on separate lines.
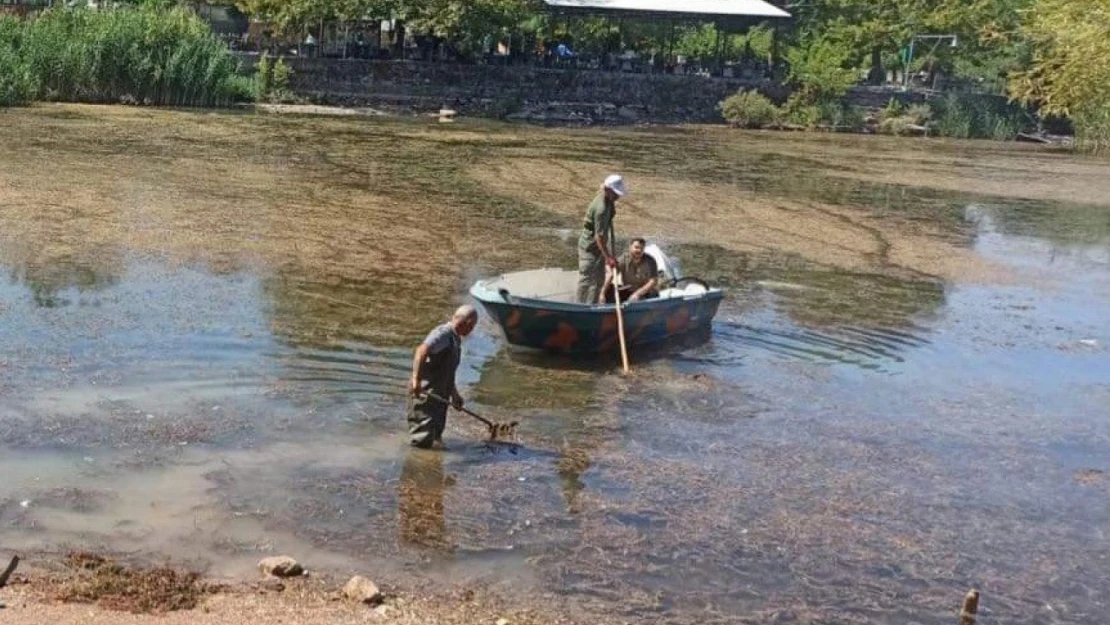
543, 0, 790, 18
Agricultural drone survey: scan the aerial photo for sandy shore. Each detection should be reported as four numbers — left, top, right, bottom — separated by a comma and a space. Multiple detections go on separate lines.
1, 555, 580, 625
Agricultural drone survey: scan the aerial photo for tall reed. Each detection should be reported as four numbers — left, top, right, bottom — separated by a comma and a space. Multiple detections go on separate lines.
0, 15, 37, 106
1073, 106, 1110, 154
3, 5, 249, 108
928, 93, 1031, 141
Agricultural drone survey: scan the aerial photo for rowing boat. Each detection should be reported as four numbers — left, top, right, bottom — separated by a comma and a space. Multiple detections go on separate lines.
468, 265, 724, 355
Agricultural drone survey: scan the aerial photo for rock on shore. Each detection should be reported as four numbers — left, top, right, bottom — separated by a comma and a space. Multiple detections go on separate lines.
342, 576, 382, 605
258, 556, 304, 578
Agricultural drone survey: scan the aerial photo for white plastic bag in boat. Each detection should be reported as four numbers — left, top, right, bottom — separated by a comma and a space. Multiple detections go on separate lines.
644, 243, 681, 286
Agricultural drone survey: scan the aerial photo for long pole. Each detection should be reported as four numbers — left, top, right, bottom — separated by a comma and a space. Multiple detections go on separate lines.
612, 271, 631, 373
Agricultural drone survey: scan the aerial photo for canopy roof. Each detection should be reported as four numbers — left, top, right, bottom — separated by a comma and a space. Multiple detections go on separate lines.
543, 0, 790, 20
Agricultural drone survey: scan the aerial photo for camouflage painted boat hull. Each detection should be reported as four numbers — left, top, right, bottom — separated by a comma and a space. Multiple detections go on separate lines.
469, 268, 725, 355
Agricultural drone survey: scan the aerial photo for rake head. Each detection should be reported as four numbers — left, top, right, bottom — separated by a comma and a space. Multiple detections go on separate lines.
486, 420, 520, 442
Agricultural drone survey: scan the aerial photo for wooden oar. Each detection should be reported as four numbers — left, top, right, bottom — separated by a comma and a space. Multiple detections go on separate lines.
612, 269, 631, 373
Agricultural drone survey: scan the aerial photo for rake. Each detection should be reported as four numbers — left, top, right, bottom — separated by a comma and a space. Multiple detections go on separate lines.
423, 391, 519, 442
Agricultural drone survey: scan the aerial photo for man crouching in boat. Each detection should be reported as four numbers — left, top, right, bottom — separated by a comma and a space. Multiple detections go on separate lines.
576, 174, 627, 304
407, 305, 478, 449
600, 237, 659, 304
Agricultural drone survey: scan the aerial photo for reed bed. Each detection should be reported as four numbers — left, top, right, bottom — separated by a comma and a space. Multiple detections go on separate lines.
0, 6, 248, 108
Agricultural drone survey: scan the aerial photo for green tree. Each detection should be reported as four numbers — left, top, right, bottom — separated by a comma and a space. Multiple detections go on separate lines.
1009, 0, 1110, 150
786, 35, 858, 101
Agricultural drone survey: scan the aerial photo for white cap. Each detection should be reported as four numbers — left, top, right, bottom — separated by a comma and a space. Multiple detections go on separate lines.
603, 174, 627, 197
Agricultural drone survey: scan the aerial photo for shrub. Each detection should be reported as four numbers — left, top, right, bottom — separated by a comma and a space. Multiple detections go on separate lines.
271, 57, 292, 96
253, 53, 272, 100
879, 116, 921, 136
823, 102, 866, 132
905, 104, 933, 125
718, 89, 778, 128
878, 102, 934, 136
224, 74, 255, 104
878, 97, 904, 123
253, 54, 295, 103
928, 93, 1030, 140
779, 92, 820, 129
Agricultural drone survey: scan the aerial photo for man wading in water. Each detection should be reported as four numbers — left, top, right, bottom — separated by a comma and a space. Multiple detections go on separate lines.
407, 305, 478, 449
576, 174, 627, 304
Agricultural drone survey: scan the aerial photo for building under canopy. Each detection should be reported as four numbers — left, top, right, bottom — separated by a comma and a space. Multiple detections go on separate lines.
541, 0, 791, 75
543, 0, 790, 26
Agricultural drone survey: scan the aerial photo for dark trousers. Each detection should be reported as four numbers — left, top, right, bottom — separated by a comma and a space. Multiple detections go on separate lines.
407, 395, 448, 448
603, 284, 657, 304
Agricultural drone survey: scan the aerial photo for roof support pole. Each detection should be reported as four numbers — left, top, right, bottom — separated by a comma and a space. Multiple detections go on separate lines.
666, 19, 675, 74
714, 21, 722, 76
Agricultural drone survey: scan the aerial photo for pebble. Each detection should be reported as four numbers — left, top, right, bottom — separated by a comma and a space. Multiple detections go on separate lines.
19, 500, 30, 508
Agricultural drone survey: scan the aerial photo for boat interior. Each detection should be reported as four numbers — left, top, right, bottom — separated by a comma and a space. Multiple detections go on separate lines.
478, 268, 711, 303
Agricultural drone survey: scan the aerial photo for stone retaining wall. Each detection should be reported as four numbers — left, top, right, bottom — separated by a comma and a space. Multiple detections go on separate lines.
235, 55, 933, 125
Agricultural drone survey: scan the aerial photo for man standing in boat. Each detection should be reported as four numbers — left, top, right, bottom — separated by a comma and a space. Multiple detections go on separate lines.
600, 237, 659, 304
576, 174, 627, 304
407, 305, 479, 449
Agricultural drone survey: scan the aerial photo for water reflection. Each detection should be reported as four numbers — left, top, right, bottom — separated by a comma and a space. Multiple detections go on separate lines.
5, 254, 122, 308
398, 449, 452, 552
470, 349, 600, 409
968, 202, 1110, 248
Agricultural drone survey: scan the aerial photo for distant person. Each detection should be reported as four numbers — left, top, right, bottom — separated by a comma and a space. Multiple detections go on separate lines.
600, 237, 659, 304
407, 305, 478, 448
576, 174, 627, 304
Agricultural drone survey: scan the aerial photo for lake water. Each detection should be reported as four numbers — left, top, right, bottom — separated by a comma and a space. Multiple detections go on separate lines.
1, 105, 1108, 624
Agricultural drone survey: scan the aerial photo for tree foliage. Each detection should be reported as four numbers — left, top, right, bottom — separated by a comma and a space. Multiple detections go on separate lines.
1008, 0, 1110, 150
786, 35, 858, 101
1009, 0, 1110, 116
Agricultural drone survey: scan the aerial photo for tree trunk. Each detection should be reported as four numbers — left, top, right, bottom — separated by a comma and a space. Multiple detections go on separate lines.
868, 46, 884, 85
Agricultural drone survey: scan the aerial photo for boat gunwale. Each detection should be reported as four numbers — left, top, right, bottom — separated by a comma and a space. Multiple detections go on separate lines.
468, 277, 725, 316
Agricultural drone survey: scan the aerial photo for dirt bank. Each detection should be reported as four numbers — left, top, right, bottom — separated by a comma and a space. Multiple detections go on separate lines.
1, 554, 580, 625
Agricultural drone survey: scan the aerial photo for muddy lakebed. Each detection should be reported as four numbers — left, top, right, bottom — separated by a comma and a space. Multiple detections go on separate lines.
1, 104, 1108, 624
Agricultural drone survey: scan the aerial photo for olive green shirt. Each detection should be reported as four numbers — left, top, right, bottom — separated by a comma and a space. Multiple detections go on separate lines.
617, 252, 659, 291
577, 194, 615, 255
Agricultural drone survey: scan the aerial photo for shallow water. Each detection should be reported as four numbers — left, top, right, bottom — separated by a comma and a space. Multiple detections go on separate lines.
1, 105, 1109, 624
